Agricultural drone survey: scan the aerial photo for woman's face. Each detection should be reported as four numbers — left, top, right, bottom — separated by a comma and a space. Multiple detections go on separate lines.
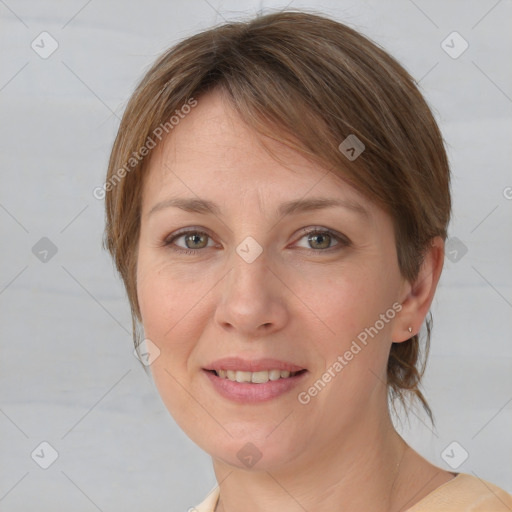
136, 89, 408, 470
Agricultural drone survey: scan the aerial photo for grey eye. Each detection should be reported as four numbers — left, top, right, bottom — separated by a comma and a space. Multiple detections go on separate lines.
179, 232, 210, 249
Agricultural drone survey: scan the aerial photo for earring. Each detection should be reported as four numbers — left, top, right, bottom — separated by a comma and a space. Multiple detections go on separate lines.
408, 326, 413, 333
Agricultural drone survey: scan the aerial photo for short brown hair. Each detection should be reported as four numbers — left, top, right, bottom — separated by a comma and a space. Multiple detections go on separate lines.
103, 10, 451, 422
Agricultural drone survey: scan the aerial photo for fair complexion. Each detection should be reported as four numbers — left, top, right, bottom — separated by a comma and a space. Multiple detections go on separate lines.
136, 89, 454, 512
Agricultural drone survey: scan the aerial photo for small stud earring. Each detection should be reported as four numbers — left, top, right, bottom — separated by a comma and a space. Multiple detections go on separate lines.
408, 326, 413, 333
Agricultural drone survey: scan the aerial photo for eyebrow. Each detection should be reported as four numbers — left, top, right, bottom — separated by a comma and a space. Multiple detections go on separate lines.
147, 196, 369, 219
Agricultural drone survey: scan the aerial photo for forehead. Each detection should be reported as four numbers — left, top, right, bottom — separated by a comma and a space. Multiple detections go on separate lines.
141, 90, 374, 216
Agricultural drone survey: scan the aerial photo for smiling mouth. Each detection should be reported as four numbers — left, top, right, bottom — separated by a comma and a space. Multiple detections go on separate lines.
206, 368, 307, 384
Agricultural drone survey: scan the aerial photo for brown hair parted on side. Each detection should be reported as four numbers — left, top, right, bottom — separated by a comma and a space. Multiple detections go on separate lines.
102, 10, 451, 424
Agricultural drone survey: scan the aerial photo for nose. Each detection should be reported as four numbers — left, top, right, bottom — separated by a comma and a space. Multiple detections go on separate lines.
214, 247, 289, 337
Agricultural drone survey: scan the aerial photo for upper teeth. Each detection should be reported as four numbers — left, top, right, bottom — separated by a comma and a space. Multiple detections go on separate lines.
216, 369, 297, 383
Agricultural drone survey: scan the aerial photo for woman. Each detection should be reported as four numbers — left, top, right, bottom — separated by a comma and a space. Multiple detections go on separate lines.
102, 10, 512, 511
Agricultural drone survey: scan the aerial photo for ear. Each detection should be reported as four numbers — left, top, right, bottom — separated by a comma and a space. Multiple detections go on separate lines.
391, 236, 445, 343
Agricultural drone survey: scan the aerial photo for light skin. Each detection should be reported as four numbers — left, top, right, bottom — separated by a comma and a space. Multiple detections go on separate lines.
136, 89, 455, 512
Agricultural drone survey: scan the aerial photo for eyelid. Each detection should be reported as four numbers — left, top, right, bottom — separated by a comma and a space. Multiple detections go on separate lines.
162, 227, 216, 249
161, 226, 351, 254
295, 226, 349, 241
292, 227, 350, 251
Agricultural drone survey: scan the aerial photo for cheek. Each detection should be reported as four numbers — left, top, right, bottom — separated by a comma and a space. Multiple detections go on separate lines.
136, 258, 202, 377
310, 264, 397, 394
137, 256, 198, 338
317, 265, 394, 341
136, 262, 205, 428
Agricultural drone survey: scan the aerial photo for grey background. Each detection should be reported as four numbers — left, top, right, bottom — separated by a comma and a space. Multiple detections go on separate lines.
1, 0, 511, 510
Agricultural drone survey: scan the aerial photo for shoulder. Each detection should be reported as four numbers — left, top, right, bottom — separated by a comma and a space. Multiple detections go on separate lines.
407, 473, 512, 511
191, 485, 220, 512
191, 475, 512, 512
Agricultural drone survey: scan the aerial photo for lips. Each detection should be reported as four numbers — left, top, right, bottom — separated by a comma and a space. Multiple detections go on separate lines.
203, 365, 308, 403
202, 357, 309, 403
203, 357, 306, 373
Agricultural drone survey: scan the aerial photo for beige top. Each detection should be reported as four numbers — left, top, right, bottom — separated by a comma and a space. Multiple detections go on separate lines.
193, 473, 512, 511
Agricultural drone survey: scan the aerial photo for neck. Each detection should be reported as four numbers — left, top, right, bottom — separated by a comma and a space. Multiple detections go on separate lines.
212, 404, 410, 512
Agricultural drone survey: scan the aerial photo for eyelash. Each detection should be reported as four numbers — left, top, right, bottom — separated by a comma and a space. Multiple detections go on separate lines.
160, 227, 351, 256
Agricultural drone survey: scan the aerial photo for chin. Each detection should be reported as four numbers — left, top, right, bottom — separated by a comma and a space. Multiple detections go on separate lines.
206, 433, 302, 472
